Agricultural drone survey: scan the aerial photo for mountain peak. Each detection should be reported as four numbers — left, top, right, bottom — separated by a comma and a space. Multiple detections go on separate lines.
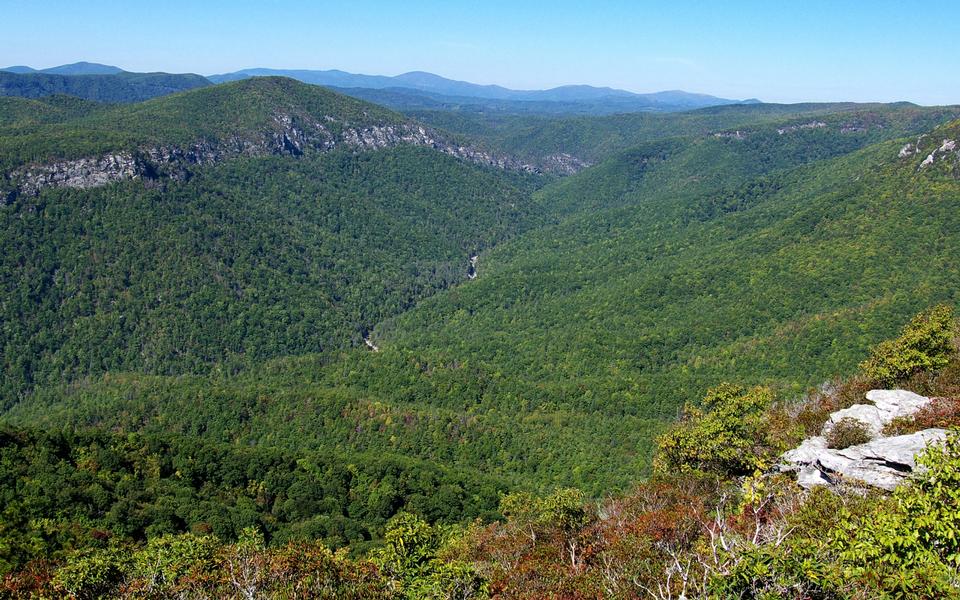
3, 62, 126, 75
41, 62, 125, 75
1, 65, 37, 74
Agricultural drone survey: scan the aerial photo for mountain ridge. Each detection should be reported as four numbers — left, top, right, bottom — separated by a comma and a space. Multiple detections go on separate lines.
0, 70, 211, 103
208, 67, 753, 113
0, 62, 768, 116
1, 61, 125, 75
0, 77, 547, 202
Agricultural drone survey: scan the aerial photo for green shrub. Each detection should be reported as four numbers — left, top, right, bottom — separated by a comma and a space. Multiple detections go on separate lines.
829, 430, 960, 596
130, 533, 218, 594
653, 383, 777, 477
375, 512, 442, 581
860, 305, 957, 386
52, 545, 130, 600
825, 417, 873, 449
374, 512, 487, 599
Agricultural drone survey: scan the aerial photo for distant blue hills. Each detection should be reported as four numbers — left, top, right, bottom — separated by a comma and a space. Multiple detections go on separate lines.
3, 61, 125, 75
0, 63, 210, 103
2, 62, 760, 113
209, 67, 758, 113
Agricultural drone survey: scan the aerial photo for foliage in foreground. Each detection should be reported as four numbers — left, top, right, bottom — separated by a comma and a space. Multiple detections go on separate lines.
859, 304, 957, 387
4, 530, 392, 599
2, 308, 960, 599
653, 383, 778, 477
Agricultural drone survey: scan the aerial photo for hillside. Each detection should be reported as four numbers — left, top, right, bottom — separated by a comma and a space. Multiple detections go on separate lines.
0, 95, 105, 127
0, 70, 210, 103
354, 116, 960, 484
0, 77, 401, 172
0, 424, 506, 562
8, 108, 960, 495
0, 77, 543, 202
0, 78, 543, 402
3, 304, 959, 598
411, 101, 960, 167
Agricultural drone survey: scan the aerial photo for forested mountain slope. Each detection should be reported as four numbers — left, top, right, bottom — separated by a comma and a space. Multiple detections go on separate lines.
10, 109, 960, 493
0, 79, 543, 402
5, 307, 960, 598
0, 70, 211, 103
0, 77, 544, 206
0, 95, 106, 127
411, 102, 959, 168
0, 423, 507, 566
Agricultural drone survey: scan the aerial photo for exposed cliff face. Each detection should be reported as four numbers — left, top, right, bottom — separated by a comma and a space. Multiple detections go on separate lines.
6, 114, 540, 200
14, 153, 140, 195
540, 152, 591, 175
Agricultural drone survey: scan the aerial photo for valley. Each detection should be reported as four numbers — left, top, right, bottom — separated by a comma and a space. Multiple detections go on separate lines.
1, 52, 960, 598
2, 80, 959, 492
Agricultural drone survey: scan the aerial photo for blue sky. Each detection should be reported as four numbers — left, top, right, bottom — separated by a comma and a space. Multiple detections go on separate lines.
3, 0, 958, 104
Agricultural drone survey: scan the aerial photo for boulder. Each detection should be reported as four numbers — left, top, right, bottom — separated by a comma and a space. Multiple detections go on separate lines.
866, 389, 931, 418
823, 404, 885, 437
797, 464, 832, 488
779, 389, 946, 490
782, 429, 947, 491
821, 389, 931, 438
779, 436, 827, 471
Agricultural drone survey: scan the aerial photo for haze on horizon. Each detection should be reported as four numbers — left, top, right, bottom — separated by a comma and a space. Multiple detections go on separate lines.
3, 0, 959, 106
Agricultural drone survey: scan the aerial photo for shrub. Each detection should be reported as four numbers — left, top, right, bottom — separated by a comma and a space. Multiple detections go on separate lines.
884, 397, 960, 436
128, 533, 218, 595
653, 383, 777, 477
52, 545, 130, 600
859, 305, 957, 387
828, 430, 960, 597
375, 512, 442, 581
825, 417, 873, 449
373, 512, 487, 598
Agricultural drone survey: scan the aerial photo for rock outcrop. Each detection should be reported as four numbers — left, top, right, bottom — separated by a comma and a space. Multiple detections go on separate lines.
784, 429, 947, 491
5, 116, 542, 201
824, 389, 931, 437
713, 130, 747, 140
917, 137, 958, 170
779, 389, 947, 491
467, 255, 478, 280
776, 121, 827, 135
540, 153, 591, 175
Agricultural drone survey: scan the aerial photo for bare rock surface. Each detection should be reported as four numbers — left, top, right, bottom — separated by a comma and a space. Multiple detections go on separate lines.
783, 429, 947, 491
822, 389, 931, 437
5, 116, 543, 200
917, 137, 958, 170
779, 389, 945, 490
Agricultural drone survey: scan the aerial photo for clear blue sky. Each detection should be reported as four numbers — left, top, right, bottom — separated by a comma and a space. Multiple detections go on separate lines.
3, 0, 958, 104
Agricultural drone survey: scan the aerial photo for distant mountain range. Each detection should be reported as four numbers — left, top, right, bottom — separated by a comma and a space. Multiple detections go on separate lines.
209, 67, 759, 113
1, 62, 759, 114
0, 71, 210, 104
2, 61, 126, 75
